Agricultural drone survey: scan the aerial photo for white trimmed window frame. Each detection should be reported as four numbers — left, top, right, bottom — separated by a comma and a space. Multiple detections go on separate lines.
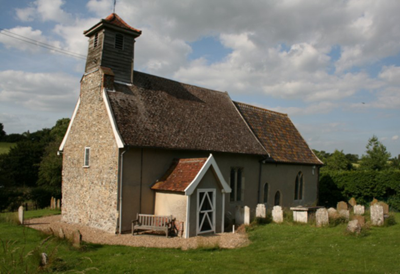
83, 147, 90, 167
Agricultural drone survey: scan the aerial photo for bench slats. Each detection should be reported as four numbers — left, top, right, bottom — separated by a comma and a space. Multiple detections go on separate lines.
132, 214, 173, 237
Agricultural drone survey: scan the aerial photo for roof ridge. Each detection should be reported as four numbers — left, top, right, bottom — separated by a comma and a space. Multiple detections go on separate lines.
104, 13, 142, 34
234, 101, 288, 116
133, 70, 229, 95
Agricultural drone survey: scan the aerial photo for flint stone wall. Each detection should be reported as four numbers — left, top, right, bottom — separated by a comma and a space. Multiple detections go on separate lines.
62, 70, 120, 233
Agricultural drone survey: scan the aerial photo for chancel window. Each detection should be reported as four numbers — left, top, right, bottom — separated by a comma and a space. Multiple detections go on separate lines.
274, 191, 281, 206
230, 168, 243, 202
294, 172, 304, 200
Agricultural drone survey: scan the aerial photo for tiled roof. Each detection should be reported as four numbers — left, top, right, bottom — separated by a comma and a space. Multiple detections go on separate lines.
84, 13, 141, 36
107, 71, 268, 155
103, 13, 142, 34
234, 102, 322, 165
151, 158, 208, 192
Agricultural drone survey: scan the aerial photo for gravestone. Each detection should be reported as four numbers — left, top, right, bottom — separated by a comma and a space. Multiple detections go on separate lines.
57, 199, 61, 209
272, 206, 283, 223
339, 209, 349, 221
244, 206, 250, 225
18, 206, 24, 225
235, 206, 244, 226
347, 219, 361, 234
352, 215, 365, 227
353, 205, 365, 215
377, 202, 389, 215
316, 208, 329, 227
327, 207, 338, 218
256, 204, 267, 218
59, 228, 65, 239
41, 253, 48, 266
337, 201, 348, 211
348, 197, 357, 207
370, 204, 384, 226
370, 198, 378, 206
73, 230, 82, 248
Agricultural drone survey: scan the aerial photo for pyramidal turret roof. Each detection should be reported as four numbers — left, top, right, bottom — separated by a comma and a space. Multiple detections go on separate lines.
84, 13, 141, 37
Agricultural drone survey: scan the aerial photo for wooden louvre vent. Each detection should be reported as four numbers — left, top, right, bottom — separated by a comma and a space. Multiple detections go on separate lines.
115, 33, 124, 50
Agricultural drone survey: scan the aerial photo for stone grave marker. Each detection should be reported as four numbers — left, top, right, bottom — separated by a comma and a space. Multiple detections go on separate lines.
73, 230, 82, 248
59, 228, 65, 239
272, 206, 283, 223
352, 215, 365, 227
337, 201, 348, 211
348, 197, 357, 207
370, 204, 384, 226
316, 208, 329, 227
256, 204, 267, 218
244, 206, 250, 225
18, 206, 24, 225
41, 253, 48, 266
378, 202, 389, 215
347, 219, 361, 234
370, 198, 378, 206
327, 207, 338, 218
353, 205, 365, 215
339, 209, 349, 221
57, 199, 61, 209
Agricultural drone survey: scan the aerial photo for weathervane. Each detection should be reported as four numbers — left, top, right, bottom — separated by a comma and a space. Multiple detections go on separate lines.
113, 0, 116, 13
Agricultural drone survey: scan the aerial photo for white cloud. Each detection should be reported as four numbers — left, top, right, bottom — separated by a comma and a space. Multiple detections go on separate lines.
268, 102, 336, 116
0, 70, 79, 112
0, 27, 52, 52
87, 0, 113, 16
393, 135, 399, 141
15, 0, 71, 23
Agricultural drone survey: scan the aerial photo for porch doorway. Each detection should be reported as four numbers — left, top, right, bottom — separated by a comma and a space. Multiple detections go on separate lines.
197, 189, 216, 234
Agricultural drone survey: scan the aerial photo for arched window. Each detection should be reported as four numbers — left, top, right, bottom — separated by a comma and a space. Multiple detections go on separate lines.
294, 172, 303, 200
274, 191, 281, 206
263, 183, 269, 203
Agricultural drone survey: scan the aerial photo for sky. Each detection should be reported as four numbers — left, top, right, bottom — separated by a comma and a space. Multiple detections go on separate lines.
0, 0, 399, 157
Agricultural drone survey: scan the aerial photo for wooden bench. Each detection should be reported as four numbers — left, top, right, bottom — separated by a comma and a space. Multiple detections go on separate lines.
132, 214, 173, 237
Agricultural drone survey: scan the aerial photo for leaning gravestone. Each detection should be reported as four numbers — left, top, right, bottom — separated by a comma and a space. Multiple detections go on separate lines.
348, 197, 357, 207
18, 206, 24, 225
244, 206, 250, 225
316, 208, 329, 227
327, 207, 338, 218
256, 204, 267, 218
370, 204, 384, 226
370, 198, 378, 206
339, 209, 349, 221
353, 205, 365, 215
72, 230, 82, 248
352, 215, 365, 227
347, 219, 361, 234
272, 206, 283, 223
337, 201, 348, 211
378, 202, 389, 216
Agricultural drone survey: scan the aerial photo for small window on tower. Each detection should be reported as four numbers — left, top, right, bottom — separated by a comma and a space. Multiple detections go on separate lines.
94, 33, 98, 48
115, 33, 124, 50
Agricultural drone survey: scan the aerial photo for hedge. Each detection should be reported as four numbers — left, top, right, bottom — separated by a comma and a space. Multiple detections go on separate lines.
319, 170, 400, 211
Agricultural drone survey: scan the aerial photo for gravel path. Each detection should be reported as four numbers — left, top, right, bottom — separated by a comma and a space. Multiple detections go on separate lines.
25, 215, 250, 250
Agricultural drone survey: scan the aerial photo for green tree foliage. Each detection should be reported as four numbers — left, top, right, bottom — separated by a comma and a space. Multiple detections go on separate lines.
0, 123, 5, 140
323, 150, 352, 171
37, 118, 69, 198
389, 156, 400, 170
312, 150, 331, 163
359, 135, 391, 171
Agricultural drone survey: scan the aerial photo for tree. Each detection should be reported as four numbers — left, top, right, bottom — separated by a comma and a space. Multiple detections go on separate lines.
359, 135, 391, 171
312, 149, 331, 163
0, 123, 5, 141
323, 149, 352, 171
37, 118, 70, 197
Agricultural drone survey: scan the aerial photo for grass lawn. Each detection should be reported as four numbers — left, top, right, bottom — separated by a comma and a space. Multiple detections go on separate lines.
0, 142, 15, 154
1, 211, 399, 273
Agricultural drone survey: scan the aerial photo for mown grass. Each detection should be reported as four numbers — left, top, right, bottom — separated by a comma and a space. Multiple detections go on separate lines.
1, 211, 399, 273
0, 142, 15, 155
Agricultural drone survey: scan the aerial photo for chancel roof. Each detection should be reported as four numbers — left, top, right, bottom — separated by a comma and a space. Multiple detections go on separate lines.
234, 102, 322, 165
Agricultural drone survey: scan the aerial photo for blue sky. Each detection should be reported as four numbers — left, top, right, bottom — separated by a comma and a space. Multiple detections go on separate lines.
0, 0, 399, 157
